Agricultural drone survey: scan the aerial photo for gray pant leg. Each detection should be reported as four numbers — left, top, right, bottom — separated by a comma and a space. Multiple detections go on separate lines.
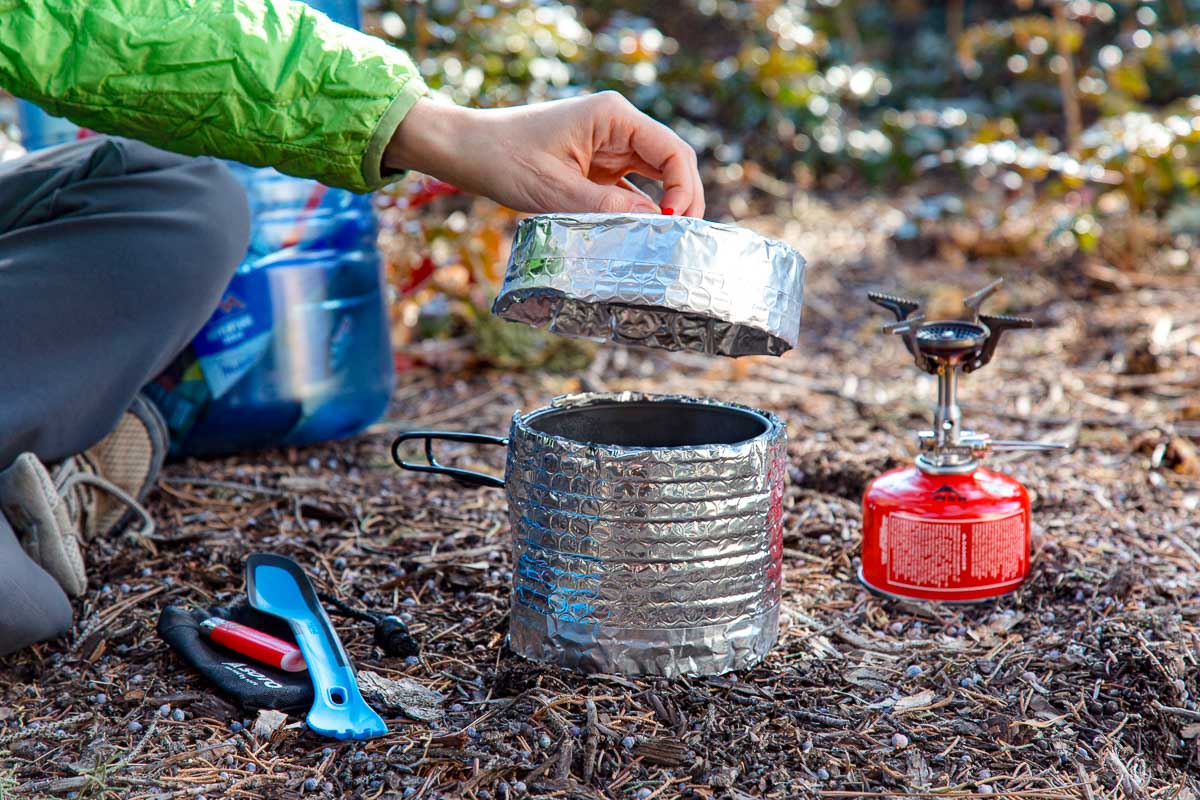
0, 136, 250, 657
0, 135, 250, 466
0, 514, 73, 657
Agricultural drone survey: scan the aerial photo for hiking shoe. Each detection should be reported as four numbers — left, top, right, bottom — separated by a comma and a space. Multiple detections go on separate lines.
78, 394, 167, 539
0, 395, 164, 597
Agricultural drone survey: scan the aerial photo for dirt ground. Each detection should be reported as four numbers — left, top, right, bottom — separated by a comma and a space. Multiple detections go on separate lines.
2, 189, 1199, 800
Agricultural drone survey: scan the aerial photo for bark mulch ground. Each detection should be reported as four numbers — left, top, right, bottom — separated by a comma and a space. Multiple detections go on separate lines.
2, 191, 1199, 799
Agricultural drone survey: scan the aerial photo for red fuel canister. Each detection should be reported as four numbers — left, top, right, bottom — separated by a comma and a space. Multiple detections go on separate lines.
860, 465, 1031, 602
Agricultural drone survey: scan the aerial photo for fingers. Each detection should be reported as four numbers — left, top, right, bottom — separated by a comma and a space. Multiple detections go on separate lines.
578, 178, 660, 215
605, 95, 705, 218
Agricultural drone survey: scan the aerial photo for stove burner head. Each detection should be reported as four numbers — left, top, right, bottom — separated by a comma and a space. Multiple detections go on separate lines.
868, 281, 1034, 374
915, 321, 989, 357
865, 280, 1067, 476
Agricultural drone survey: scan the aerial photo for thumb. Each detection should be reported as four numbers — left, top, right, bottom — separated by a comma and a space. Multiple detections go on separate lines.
569, 177, 660, 215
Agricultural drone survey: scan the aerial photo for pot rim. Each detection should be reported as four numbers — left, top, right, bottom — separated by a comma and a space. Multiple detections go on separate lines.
511, 390, 786, 455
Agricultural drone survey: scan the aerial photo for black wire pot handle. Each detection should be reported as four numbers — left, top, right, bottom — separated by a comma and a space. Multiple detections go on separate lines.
391, 431, 507, 489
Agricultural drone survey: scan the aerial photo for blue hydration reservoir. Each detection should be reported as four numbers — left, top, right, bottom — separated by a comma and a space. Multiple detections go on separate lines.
146, 167, 394, 456
141, 0, 395, 456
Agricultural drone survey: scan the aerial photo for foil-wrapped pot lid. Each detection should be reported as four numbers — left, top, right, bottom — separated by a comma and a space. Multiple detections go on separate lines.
491, 213, 806, 357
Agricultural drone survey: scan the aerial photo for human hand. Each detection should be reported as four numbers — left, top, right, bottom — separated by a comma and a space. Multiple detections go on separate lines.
384, 92, 705, 217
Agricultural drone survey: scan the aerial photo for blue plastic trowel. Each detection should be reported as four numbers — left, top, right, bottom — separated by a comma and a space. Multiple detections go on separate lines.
245, 553, 387, 739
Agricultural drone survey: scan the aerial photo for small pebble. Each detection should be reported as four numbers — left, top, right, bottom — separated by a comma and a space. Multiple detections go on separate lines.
466, 727, 480, 739
636, 789, 652, 800
817, 768, 830, 781
127, 721, 143, 732
245, 762, 258, 774
978, 785, 994, 794
162, 576, 174, 587
333, 557, 347, 569
352, 750, 367, 761
512, 782, 527, 795
905, 665, 923, 678
400, 612, 414, 622
479, 791, 492, 800
449, 703, 465, 713
404, 655, 420, 667
158, 704, 171, 717
621, 736, 636, 749
569, 725, 581, 737
141, 567, 152, 577
101, 584, 112, 594
119, 583, 131, 594
304, 777, 319, 792
321, 747, 334, 758
538, 734, 552, 748
322, 782, 334, 794
402, 790, 417, 799
888, 621, 904, 635
891, 733, 909, 749
403, 597, 417, 606
171, 708, 186, 722
231, 721, 243, 732
94, 693, 108, 705
818, 533, 833, 545
1021, 671, 1037, 683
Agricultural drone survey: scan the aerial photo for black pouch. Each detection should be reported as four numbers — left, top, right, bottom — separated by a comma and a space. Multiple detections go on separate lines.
157, 604, 314, 712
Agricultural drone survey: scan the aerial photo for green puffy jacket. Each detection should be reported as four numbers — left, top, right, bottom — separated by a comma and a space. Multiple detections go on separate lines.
0, 0, 429, 193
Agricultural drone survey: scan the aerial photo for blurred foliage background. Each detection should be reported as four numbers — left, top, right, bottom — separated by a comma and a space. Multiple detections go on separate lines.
362, 0, 1200, 367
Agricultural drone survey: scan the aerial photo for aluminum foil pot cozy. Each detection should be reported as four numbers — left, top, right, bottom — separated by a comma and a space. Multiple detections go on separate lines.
492, 214, 806, 357
393, 392, 787, 677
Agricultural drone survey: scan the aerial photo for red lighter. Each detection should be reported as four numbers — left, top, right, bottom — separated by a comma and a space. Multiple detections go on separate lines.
198, 618, 307, 672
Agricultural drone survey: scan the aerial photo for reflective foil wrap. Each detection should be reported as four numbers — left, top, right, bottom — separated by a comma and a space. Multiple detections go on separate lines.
492, 214, 806, 357
505, 392, 787, 677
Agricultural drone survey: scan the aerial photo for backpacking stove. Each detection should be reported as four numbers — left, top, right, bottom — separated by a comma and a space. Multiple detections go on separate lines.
860, 279, 1067, 602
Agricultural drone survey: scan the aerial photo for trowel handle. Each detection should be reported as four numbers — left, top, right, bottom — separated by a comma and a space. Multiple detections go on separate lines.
288, 614, 387, 740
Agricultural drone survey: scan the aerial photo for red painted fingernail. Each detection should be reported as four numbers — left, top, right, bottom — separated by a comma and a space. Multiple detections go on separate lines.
661, 207, 675, 216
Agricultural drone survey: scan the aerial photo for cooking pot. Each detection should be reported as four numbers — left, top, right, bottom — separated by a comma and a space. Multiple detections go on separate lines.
392, 391, 786, 677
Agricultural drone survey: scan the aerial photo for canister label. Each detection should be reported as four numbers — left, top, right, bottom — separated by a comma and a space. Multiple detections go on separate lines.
880, 510, 1026, 593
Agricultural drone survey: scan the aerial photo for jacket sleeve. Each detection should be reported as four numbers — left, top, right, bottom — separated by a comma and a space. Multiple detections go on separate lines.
0, 0, 429, 193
